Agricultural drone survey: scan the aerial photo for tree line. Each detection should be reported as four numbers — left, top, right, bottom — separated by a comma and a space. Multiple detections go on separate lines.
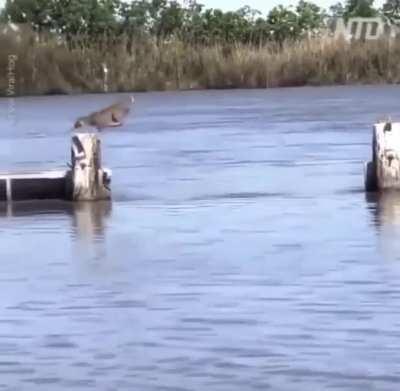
1, 0, 400, 45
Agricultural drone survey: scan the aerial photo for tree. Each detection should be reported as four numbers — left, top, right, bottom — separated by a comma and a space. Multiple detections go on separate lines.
343, 0, 378, 18
2, 0, 54, 31
0, 0, 346, 46
266, 2, 325, 43
118, 0, 152, 37
180, 0, 205, 42
329, 2, 345, 17
2, 0, 120, 36
153, 0, 185, 37
296, 1, 326, 32
267, 5, 299, 43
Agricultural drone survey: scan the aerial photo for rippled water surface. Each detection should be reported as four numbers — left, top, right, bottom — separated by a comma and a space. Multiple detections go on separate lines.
1, 86, 400, 390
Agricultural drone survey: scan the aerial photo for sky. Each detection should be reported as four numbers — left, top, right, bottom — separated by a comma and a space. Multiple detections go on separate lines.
0, 0, 386, 15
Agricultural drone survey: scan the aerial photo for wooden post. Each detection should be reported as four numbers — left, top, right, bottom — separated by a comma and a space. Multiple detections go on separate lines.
365, 121, 400, 191
70, 133, 111, 201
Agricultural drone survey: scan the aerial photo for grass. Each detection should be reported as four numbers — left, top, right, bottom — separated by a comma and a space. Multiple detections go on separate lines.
1, 27, 400, 96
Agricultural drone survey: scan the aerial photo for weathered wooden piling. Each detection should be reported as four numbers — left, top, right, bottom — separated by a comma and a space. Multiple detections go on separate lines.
69, 133, 111, 201
0, 133, 111, 202
364, 121, 400, 191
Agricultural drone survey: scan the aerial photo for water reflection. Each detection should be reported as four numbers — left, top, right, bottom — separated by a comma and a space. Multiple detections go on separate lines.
366, 191, 400, 259
71, 201, 112, 241
366, 191, 400, 228
0, 200, 112, 241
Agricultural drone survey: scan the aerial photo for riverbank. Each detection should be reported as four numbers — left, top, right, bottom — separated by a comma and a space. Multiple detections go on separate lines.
1, 31, 399, 96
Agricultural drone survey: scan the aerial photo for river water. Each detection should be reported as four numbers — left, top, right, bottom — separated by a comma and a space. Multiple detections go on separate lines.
0, 86, 400, 390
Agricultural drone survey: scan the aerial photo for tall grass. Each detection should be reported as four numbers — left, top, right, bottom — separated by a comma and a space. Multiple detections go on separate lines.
1, 28, 400, 96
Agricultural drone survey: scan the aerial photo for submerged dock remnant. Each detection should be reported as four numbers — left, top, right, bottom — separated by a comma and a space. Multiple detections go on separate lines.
0, 133, 111, 202
365, 121, 400, 192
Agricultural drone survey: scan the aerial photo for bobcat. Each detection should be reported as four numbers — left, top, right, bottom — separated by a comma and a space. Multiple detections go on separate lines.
74, 96, 135, 130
